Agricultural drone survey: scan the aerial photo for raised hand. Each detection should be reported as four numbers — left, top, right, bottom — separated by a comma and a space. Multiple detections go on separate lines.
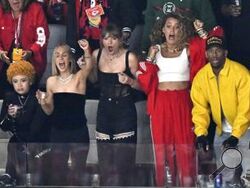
147, 45, 159, 62
193, 19, 204, 31
78, 39, 90, 51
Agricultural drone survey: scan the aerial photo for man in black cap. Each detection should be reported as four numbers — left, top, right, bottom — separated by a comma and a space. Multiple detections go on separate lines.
191, 35, 250, 186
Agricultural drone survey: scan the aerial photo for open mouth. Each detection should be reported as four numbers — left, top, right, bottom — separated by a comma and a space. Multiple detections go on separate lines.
211, 59, 219, 63
17, 89, 24, 93
168, 35, 175, 40
58, 62, 66, 70
108, 46, 114, 53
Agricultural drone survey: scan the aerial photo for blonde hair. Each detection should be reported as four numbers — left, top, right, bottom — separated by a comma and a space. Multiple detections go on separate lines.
6, 60, 36, 84
51, 43, 77, 76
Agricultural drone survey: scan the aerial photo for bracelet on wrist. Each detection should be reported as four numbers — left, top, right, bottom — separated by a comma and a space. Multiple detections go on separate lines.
196, 28, 208, 39
77, 58, 86, 67
146, 56, 153, 61
195, 27, 203, 32
146, 56, 156, 64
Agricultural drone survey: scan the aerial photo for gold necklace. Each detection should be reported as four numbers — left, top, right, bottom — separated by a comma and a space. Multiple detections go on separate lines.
162, 43, 182, 53
58, 74, 73, 85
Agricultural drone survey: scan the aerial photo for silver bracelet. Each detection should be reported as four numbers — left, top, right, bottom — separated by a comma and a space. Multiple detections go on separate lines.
146, 56, 153, 61
146, 56, 156, 64
77, 58, 86, 67
196, 28, 208, 39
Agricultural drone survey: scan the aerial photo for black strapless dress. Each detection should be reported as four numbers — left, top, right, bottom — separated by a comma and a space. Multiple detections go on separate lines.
50, 93, 89, 143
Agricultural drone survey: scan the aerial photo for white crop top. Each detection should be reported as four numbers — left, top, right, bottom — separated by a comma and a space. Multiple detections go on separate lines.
155, 45, 190, 82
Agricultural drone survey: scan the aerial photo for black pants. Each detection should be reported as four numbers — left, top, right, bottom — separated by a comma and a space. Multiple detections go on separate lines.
6, 137, 44, 185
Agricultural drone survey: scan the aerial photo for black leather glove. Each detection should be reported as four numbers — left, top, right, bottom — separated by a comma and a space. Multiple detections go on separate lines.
0, 115, 15, 132
196, 135, 209, 151
222, 135, 239, 148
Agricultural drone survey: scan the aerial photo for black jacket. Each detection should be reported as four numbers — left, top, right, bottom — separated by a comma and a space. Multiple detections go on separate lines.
0, 90, 49, 142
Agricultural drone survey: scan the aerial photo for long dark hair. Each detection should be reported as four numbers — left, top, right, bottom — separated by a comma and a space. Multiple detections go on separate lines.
1, 0, 34, 13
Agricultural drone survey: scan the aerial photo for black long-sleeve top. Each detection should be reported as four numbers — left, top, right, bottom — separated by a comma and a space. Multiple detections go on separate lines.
0, 90, 49, 143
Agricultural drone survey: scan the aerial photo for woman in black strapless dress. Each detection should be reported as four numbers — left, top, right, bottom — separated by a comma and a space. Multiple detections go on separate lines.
36, 40, 92, 186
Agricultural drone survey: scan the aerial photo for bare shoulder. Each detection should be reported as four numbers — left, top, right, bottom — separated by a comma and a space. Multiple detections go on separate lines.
47, 76, 57, 83
128, 51, 138, 65
46, 76, 57, 88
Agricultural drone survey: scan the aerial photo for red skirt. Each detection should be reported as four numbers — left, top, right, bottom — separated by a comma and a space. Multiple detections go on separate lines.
150, 89, 196, 187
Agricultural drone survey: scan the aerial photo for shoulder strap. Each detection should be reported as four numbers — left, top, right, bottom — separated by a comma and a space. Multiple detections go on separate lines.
125, 50, 134, 77
125, 50, 130, 70
97, 49, 102, 66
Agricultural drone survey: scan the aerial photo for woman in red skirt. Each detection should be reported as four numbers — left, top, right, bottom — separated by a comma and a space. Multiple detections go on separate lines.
137, 12, 223, 187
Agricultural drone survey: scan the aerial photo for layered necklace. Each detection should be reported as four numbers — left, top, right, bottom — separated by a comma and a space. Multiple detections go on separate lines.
58, 74, 73, 85
161, 43, 184, 54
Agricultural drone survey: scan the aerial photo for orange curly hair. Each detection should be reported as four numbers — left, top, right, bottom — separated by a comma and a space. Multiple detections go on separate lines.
7, 60, 36, 84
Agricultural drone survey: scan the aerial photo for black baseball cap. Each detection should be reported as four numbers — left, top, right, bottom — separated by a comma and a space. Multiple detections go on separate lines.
206, 36, 226, 50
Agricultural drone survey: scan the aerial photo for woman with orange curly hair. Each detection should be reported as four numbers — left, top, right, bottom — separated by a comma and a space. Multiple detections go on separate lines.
0, 60, 49, 185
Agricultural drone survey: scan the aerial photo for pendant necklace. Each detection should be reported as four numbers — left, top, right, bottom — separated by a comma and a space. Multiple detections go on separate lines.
17, 95, 29, 114
18, 95, 29, 107
107, 50, 120, 63
58, 74, 73, 85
